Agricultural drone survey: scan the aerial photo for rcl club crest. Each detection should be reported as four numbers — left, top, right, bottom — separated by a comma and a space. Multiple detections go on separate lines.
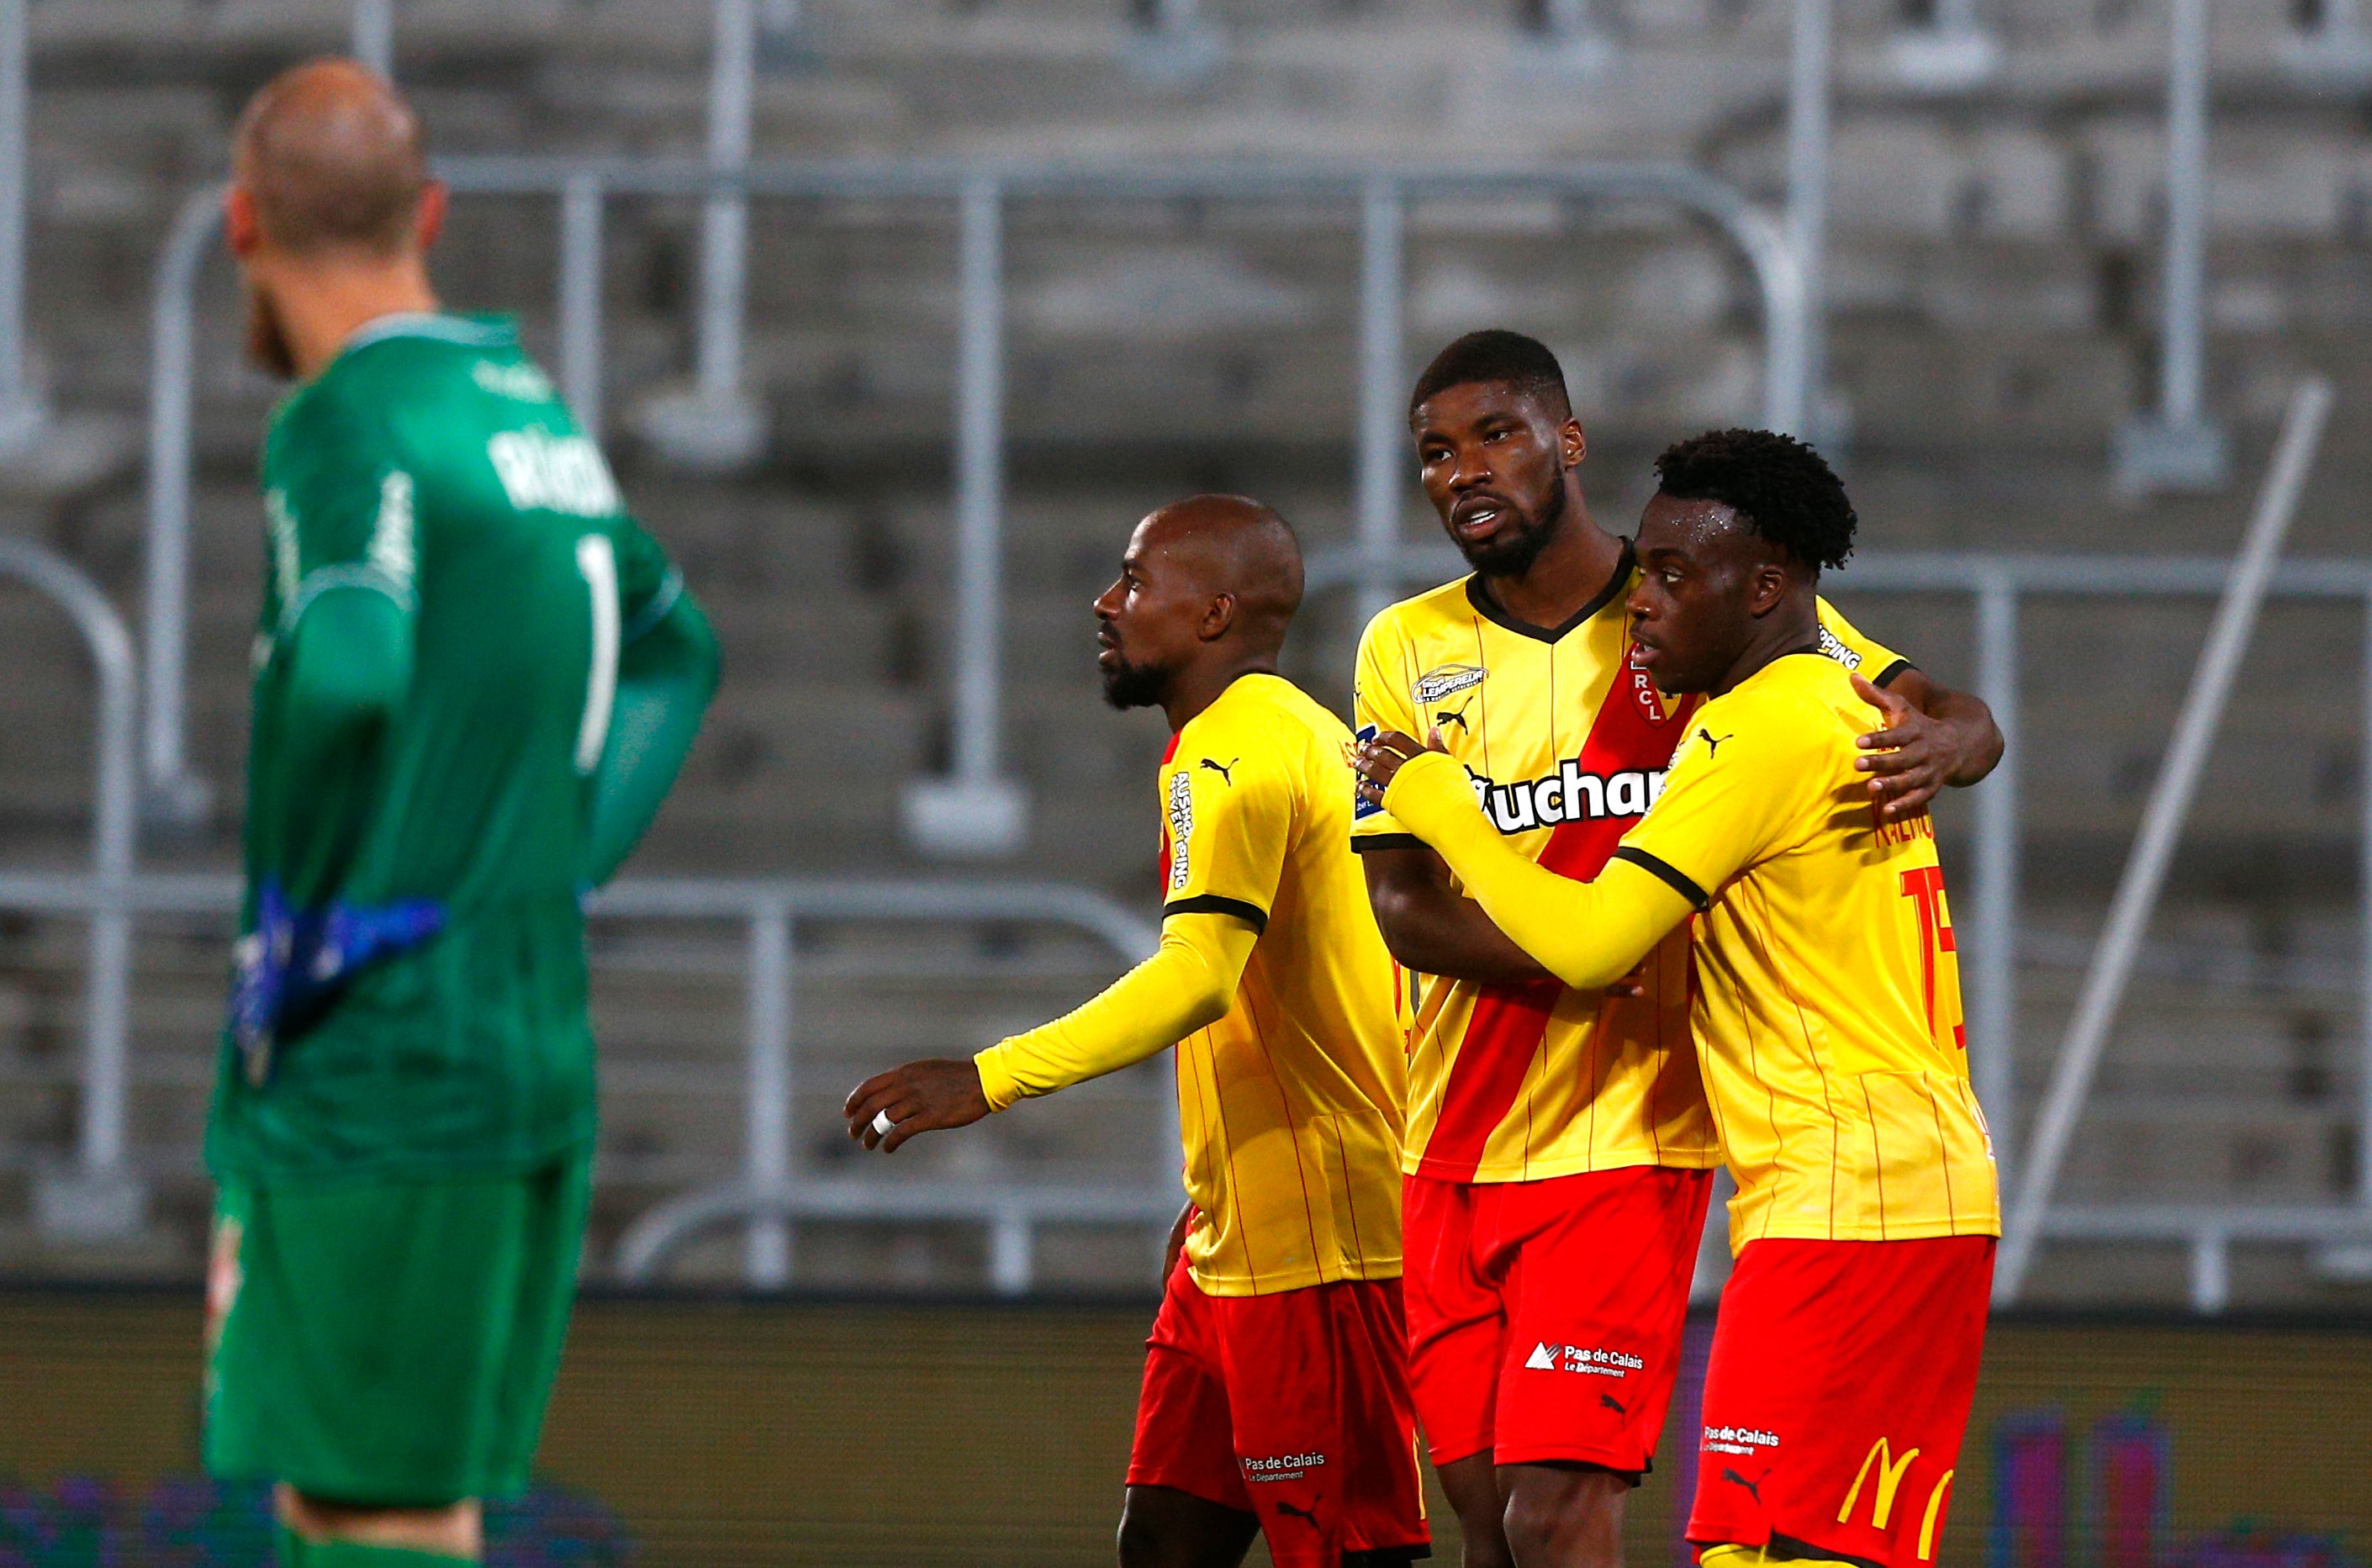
1626, 639, 1675, 726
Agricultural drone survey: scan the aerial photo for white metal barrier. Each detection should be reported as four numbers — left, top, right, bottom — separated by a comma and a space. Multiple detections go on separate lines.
1998, 378, 2334, 1301
0, 869, 1173, 1291
1308, 509, 2372, 1314
137, 155, 1813, 846
18, 520, 2372, 1300
0, 538, 140, 1237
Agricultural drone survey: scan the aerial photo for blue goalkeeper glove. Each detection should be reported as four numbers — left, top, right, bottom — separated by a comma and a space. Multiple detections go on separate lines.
230, 881, 444, 1085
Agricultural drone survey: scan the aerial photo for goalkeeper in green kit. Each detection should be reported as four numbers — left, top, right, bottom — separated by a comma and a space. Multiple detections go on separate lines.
202, 60, 719, 1568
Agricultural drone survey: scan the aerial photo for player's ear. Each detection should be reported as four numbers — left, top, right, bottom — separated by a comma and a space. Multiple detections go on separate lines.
1558, 417, 1586, 469
1745, 562, 1789, 617
1199, 591, 1238, 643
413, 180, 448, 252
225, 186, 262, 259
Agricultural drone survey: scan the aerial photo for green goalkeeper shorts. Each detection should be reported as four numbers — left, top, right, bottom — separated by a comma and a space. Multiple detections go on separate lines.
203, 1154, 592, 1507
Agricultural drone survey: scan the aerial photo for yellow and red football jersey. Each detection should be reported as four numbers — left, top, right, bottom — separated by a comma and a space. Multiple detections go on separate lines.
1618, 651, 2000, 1249
1351, 542, 1909, 1185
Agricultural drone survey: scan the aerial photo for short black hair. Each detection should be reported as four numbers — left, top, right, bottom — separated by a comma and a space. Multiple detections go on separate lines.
1652, 428, 1857, 573
1408, 330, 1572, 422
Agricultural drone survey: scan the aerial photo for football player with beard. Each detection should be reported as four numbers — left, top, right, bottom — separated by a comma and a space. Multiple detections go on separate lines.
1350, 332, 2000, 1568
849, 496, 1429, 1568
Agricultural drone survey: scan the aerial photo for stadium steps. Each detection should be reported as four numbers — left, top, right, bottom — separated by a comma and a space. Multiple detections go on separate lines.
8, 0, 2372, 1299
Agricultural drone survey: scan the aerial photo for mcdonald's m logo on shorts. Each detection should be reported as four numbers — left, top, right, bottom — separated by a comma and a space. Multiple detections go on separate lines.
1836, 1439, 1956, 1562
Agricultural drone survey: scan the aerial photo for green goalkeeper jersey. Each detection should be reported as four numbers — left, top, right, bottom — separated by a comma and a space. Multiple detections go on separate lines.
207, 313, 708, 1185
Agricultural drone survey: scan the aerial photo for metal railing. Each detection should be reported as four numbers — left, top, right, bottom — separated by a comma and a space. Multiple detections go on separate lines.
0, 868, 1173, 1290
18, 519, 2372, 1298
2115, 0, 2229, 494
136, 153, 1812, 842
1999, 379, 2334, 1302
0, 0, 34, 450
1308, 500, 2372, 1311
0, 538, 140, 1236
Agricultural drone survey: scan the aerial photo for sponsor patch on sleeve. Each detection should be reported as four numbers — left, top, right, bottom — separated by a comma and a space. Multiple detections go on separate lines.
1165, 769, 1195, 890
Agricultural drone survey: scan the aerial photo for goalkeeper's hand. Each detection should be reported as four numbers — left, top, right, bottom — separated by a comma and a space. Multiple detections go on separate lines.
230, 884, 443, 1085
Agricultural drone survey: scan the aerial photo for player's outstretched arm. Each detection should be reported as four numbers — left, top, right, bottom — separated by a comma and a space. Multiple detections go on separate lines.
843, 911, 1260, 1153
1354, 734, 1693, 992
582, 589, 720, 889
1853, 668, 2003, 821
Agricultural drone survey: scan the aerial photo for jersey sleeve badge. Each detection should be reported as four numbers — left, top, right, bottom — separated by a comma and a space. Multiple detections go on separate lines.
1165, 768, 1195, 891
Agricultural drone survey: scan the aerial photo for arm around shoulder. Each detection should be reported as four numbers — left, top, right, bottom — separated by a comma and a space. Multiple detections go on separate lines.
1381, 752, 1693, 990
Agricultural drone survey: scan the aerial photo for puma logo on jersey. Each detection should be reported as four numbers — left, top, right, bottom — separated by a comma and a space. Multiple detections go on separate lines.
1721, 1466, 1772, 1505
1698, 727, 1730, 758
1200, 758, 1237, 785
1469, 763, 1668, 834
1435, 700, 1474, 734
1274, 1500, 1322, 1528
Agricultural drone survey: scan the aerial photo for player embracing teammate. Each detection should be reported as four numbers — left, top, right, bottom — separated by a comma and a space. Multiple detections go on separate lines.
1355, 333, 2001, 1568
846, 334, 2001, 1568
1356, 414, 2001, 1568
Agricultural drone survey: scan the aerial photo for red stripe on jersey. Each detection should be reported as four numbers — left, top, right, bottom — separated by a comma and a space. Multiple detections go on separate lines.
1419, 640, 1698, 1180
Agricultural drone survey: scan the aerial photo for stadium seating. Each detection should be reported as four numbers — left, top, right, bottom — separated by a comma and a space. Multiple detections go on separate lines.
1, 0, 2368, 1303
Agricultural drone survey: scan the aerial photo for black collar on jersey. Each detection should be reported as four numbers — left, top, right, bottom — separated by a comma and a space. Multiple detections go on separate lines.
1464, 537, 1636, 645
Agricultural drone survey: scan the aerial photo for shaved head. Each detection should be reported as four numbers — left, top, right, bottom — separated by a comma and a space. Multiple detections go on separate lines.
1137, 494, 1305, 649
1092, 494, 1306, 716
233, 58, 426, 257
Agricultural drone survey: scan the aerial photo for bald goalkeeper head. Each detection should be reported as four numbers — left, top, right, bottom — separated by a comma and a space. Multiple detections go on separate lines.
1092, 494, 1307, 731
226, 57, 446, 380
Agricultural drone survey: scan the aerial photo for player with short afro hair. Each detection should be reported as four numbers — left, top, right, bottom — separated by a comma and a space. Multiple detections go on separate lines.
1652, 428, 1857, 575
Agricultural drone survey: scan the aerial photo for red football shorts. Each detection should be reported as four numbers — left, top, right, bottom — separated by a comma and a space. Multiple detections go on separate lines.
1128, 1257, 1430, 1566
1403, 1164, 1714, 1472
1687, 1234, 1995, 1568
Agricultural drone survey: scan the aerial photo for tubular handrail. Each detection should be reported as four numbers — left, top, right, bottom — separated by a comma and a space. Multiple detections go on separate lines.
0, 868, 1165, 1288
135, 152, 1808, 829
615, 1177, 1186, 1292
71, 518, 2372, 1301
1308, 544, 2372, 599
1308, 527, 2372, 1313
0, 540, 140, 1186
139, 185, 229, 818
1995, 377, 2336, 1304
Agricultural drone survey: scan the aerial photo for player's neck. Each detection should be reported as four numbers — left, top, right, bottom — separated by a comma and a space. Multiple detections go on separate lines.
1713, 599, 1820, 696
261, 255, 441, 382
1477, 490, 1624, 634
1160, 653, 1276, 733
